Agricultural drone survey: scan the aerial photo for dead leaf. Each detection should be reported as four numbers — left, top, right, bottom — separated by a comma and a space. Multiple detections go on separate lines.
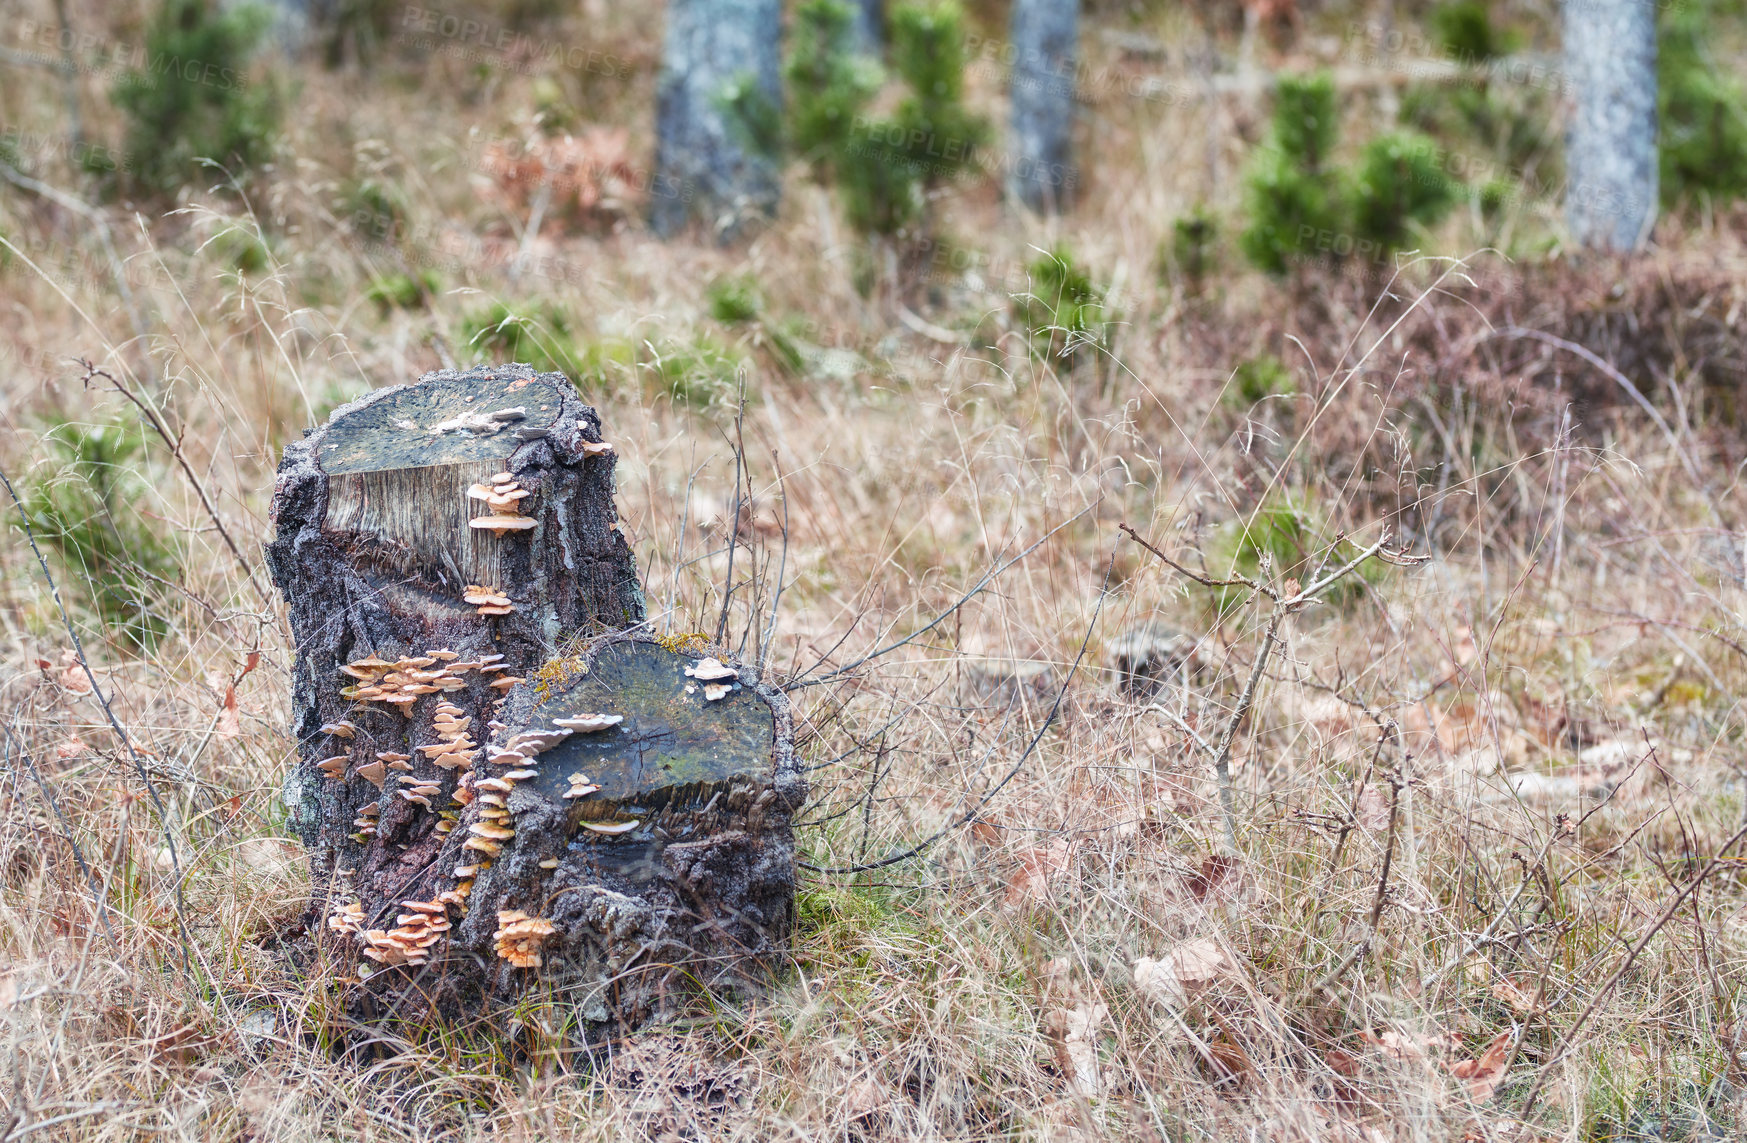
1184, 854, 1238, 901
57, 650, 92, 696
54, 737, 87, 761
1002, 838, 1073, 910
1325, 1047, 1360, 1077
1490, 977, 1538, 1016
1133, 939, 1232, 1006
1448, 1031, 1512, 1100
1354, 786, 1391, 831
1044, 1003, 1106, 1095
1204, 1033, 1251, 1085
843, 1077, 888, 1122
217, 686, 241, 740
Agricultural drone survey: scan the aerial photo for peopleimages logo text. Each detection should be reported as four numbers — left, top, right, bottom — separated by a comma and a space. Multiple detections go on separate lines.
399, 6, 631, 76
11, 19, 248, 90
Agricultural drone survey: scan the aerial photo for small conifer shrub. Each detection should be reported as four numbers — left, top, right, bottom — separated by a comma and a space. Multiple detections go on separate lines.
106, 0, 281, 197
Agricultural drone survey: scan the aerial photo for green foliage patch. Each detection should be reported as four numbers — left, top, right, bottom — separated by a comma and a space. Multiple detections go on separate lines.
1660, 1, 1747, 208
18, 418, 180, 649
777, 0, 987, 236
1241, 73, 1463, 276
104, 0, 281, 197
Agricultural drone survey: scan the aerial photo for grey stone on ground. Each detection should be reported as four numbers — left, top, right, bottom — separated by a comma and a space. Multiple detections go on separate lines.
1107, 619, 1202, 699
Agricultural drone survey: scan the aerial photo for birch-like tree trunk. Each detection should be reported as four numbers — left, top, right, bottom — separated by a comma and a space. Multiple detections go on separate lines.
849, 0, 883, 55
1562, 0, 1658, 250
650, 0, 784, 239
1008, 0, 1079, 213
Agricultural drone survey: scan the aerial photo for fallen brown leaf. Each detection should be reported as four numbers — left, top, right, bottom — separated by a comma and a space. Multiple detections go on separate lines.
1448, 1031, 1512, 1100
1354, 785, 1390, 831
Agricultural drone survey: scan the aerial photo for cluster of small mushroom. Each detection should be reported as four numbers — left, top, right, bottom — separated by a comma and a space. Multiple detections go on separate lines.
422, 702, 479, 770
315, 721, 357, 777
462, 584, 514, 616
358, 897, 454, 969
326, 899, 364, 937
333, 650, 521, 720
351, 801, 380, 840
493, 909, 557, 968
684, 656, 740, 702
469, 471, 537, 535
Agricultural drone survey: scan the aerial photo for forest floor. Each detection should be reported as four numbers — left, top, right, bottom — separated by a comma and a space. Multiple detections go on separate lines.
2, 1, 1747, 1139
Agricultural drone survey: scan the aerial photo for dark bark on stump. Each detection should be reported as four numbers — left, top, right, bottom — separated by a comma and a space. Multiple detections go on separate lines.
1562, 0, 1657, 251
1008, 0, 1080, 214
649, 0, 784, 241
267, 365, 798, 1033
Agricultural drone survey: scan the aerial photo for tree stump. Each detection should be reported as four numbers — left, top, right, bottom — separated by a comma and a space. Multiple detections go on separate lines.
265, 364, 800, 1031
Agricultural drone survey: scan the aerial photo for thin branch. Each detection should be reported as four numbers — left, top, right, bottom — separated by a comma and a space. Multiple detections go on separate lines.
1518, 820, 1747, 1113
788, 502, 1097, 690
80, 362, 271, 606
1315, 769, 1403, 990
801, 551, 1115, 875
0, 462, 198, 985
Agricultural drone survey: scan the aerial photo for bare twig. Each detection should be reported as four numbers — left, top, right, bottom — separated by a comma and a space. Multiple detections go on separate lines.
1122, 523, 1418, 851
0, 462, 198, 985
801, 551, 1115, 876
1517, 820, 1747, 1113
79, 361, 271, 606
1315, 768, 1403, 990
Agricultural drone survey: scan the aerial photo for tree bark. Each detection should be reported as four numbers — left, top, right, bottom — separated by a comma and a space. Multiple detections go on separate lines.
264, 365, 799, 1033
1562, 0, 1657, 251
650, 0, 784, 240
849, 0, 883, 56
1008, 0, 1080, 213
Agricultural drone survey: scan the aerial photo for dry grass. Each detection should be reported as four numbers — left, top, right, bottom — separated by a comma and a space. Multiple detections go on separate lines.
2, 0, 1747, 1139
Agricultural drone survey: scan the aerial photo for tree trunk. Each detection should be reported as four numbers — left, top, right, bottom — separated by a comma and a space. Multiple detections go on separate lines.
266, 364, 800, 1033
1562, 0, 1657, 251
650, 0, 784, 240
849, 0, 883, 56
1008, 0, 1079, 214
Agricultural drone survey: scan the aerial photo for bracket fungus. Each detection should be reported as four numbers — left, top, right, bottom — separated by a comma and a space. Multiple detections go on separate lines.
469, 472, 538, 535
684, 657, 738, 682
317, 755, 349, 779
551, 713, 623, 733
320, 721, 358, 739
579, 818, 641, 835
462, 584, 515, 617
326, 900, 364, 936
493, 910, 556, 969
563, 773, 600, 799
684, 658, 740, 701
360, 899, 453, 969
